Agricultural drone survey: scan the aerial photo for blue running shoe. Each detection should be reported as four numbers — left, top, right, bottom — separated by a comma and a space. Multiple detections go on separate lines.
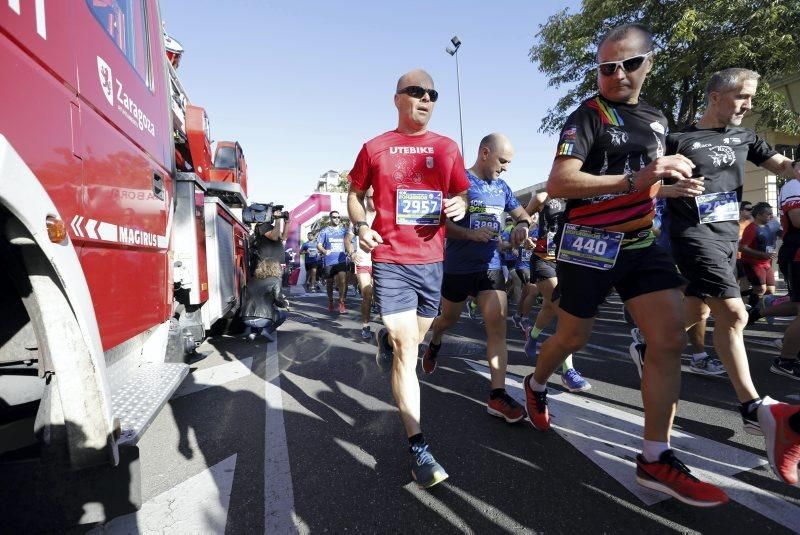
511, 312, 522, 329
523, 326, 538, 362
361, 325, 372, 340
375, 327, 394, 371
561, 368, 591, 392
410, 443, 449, 488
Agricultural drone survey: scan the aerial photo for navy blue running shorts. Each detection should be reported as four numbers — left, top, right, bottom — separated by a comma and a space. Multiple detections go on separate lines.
373, 262, 443, 318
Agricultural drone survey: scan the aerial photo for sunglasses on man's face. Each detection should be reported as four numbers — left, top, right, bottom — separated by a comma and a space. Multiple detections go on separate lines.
331, 216, 340, 220
396, 86, 439, 102
597, 51, 652, 76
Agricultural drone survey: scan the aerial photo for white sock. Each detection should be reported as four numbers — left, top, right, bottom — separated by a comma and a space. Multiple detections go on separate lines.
528, 376, 547, 392
691, 352, 708, 363
642, 440, 670, 463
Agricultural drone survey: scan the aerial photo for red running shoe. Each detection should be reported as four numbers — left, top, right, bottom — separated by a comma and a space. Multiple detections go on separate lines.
636, 450, 729, 507
338, 301, 346, 313
421, 342, 441, 374
758, 396, 800, 485
327, 300, 334, 312
523, 373, 550, 431
487, 390, 526, 423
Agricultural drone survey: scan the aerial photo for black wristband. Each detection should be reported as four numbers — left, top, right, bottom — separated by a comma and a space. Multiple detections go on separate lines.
354, 221, 369, 233
515, 220, 530, 228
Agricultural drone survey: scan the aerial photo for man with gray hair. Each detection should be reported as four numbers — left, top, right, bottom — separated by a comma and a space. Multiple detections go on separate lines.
659, 66, 800, 486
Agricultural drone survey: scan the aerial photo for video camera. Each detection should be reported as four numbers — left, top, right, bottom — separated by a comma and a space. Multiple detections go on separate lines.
243, 202, 288, 233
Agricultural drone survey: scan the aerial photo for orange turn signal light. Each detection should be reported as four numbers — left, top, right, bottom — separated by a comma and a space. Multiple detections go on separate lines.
46, 216, 67, 243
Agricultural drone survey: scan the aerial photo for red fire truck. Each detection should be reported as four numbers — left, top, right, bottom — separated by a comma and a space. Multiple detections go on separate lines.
0, 0, 255, 497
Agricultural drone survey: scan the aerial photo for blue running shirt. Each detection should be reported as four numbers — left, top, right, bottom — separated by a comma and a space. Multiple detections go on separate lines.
318, 226, 348, 266
444, 170, 520, 274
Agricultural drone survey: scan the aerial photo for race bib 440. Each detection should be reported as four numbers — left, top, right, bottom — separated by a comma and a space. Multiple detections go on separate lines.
396, 190, 443, 226
557, 224, 623, 270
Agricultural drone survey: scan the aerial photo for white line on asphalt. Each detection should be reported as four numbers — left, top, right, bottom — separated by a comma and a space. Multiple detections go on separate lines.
467, 362, 800, 530
264, 337, 305, 534
94, 455, 237, 533
171, 357, 254, 399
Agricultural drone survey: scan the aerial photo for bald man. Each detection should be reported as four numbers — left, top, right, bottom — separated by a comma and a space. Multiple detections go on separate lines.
348, 69, 469, 488
423, 134, 531, 423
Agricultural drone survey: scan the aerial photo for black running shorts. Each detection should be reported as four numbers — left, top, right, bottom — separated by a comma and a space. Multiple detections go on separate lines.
779, 247, 800, 302
323, 262, 348, 279
514, 268, 531, 285
555, 244, 685, 318
531, 256, 557, 282
441, 269, 505, 303
670, 237, 740, 300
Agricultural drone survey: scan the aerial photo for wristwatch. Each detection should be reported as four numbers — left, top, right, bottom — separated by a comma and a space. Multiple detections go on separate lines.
624, 171, 637, 193
354, 221, 369, 233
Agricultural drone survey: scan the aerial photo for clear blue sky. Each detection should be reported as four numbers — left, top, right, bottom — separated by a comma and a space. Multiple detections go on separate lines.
160, 0, 582, 210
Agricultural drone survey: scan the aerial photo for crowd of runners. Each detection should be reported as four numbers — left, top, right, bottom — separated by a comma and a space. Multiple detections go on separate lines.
294, 23, 800, 507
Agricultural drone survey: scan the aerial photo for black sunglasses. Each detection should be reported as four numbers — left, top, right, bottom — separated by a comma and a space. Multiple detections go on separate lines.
597, 51, 652, 76
396, 86, 439, 102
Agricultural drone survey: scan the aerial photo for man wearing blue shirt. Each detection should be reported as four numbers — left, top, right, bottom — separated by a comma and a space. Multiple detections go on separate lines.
422, 133, 531, 423
300, 232, 320, 292
317, 211, 349, 313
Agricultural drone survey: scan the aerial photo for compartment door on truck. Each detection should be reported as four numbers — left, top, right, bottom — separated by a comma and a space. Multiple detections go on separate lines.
73, 0, 173, 350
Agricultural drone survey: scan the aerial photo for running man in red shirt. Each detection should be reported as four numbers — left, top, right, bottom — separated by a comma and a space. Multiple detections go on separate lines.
347, 69, 469, 488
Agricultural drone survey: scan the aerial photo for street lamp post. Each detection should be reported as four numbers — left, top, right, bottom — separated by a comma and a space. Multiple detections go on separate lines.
445, 36, 464, 156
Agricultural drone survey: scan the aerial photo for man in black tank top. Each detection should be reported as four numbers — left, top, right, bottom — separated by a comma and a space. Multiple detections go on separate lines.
522, 23, 728, 507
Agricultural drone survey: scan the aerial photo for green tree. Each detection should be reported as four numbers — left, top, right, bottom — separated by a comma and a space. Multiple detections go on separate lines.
530, 0, 800, 134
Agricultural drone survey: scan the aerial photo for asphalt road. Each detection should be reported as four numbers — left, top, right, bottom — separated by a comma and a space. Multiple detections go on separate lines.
23, 286, 800, 533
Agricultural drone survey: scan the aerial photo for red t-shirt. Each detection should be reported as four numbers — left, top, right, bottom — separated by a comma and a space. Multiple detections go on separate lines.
740, 222, 771, 268
349, 130, 469, 264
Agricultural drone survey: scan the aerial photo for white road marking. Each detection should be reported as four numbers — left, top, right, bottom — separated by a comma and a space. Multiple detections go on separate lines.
466, 362, 800, 530
94, 454, 236, 534
264, 337, 304, 534
171, 357, 254, 399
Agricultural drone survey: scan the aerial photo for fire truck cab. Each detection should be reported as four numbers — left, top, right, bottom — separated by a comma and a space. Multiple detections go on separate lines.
0, 1, 255, 521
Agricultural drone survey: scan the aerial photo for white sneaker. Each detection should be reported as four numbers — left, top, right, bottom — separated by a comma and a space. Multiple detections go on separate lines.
631, 327, 646, 345
689, 356, 726, 376
629, 342, 645, 379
